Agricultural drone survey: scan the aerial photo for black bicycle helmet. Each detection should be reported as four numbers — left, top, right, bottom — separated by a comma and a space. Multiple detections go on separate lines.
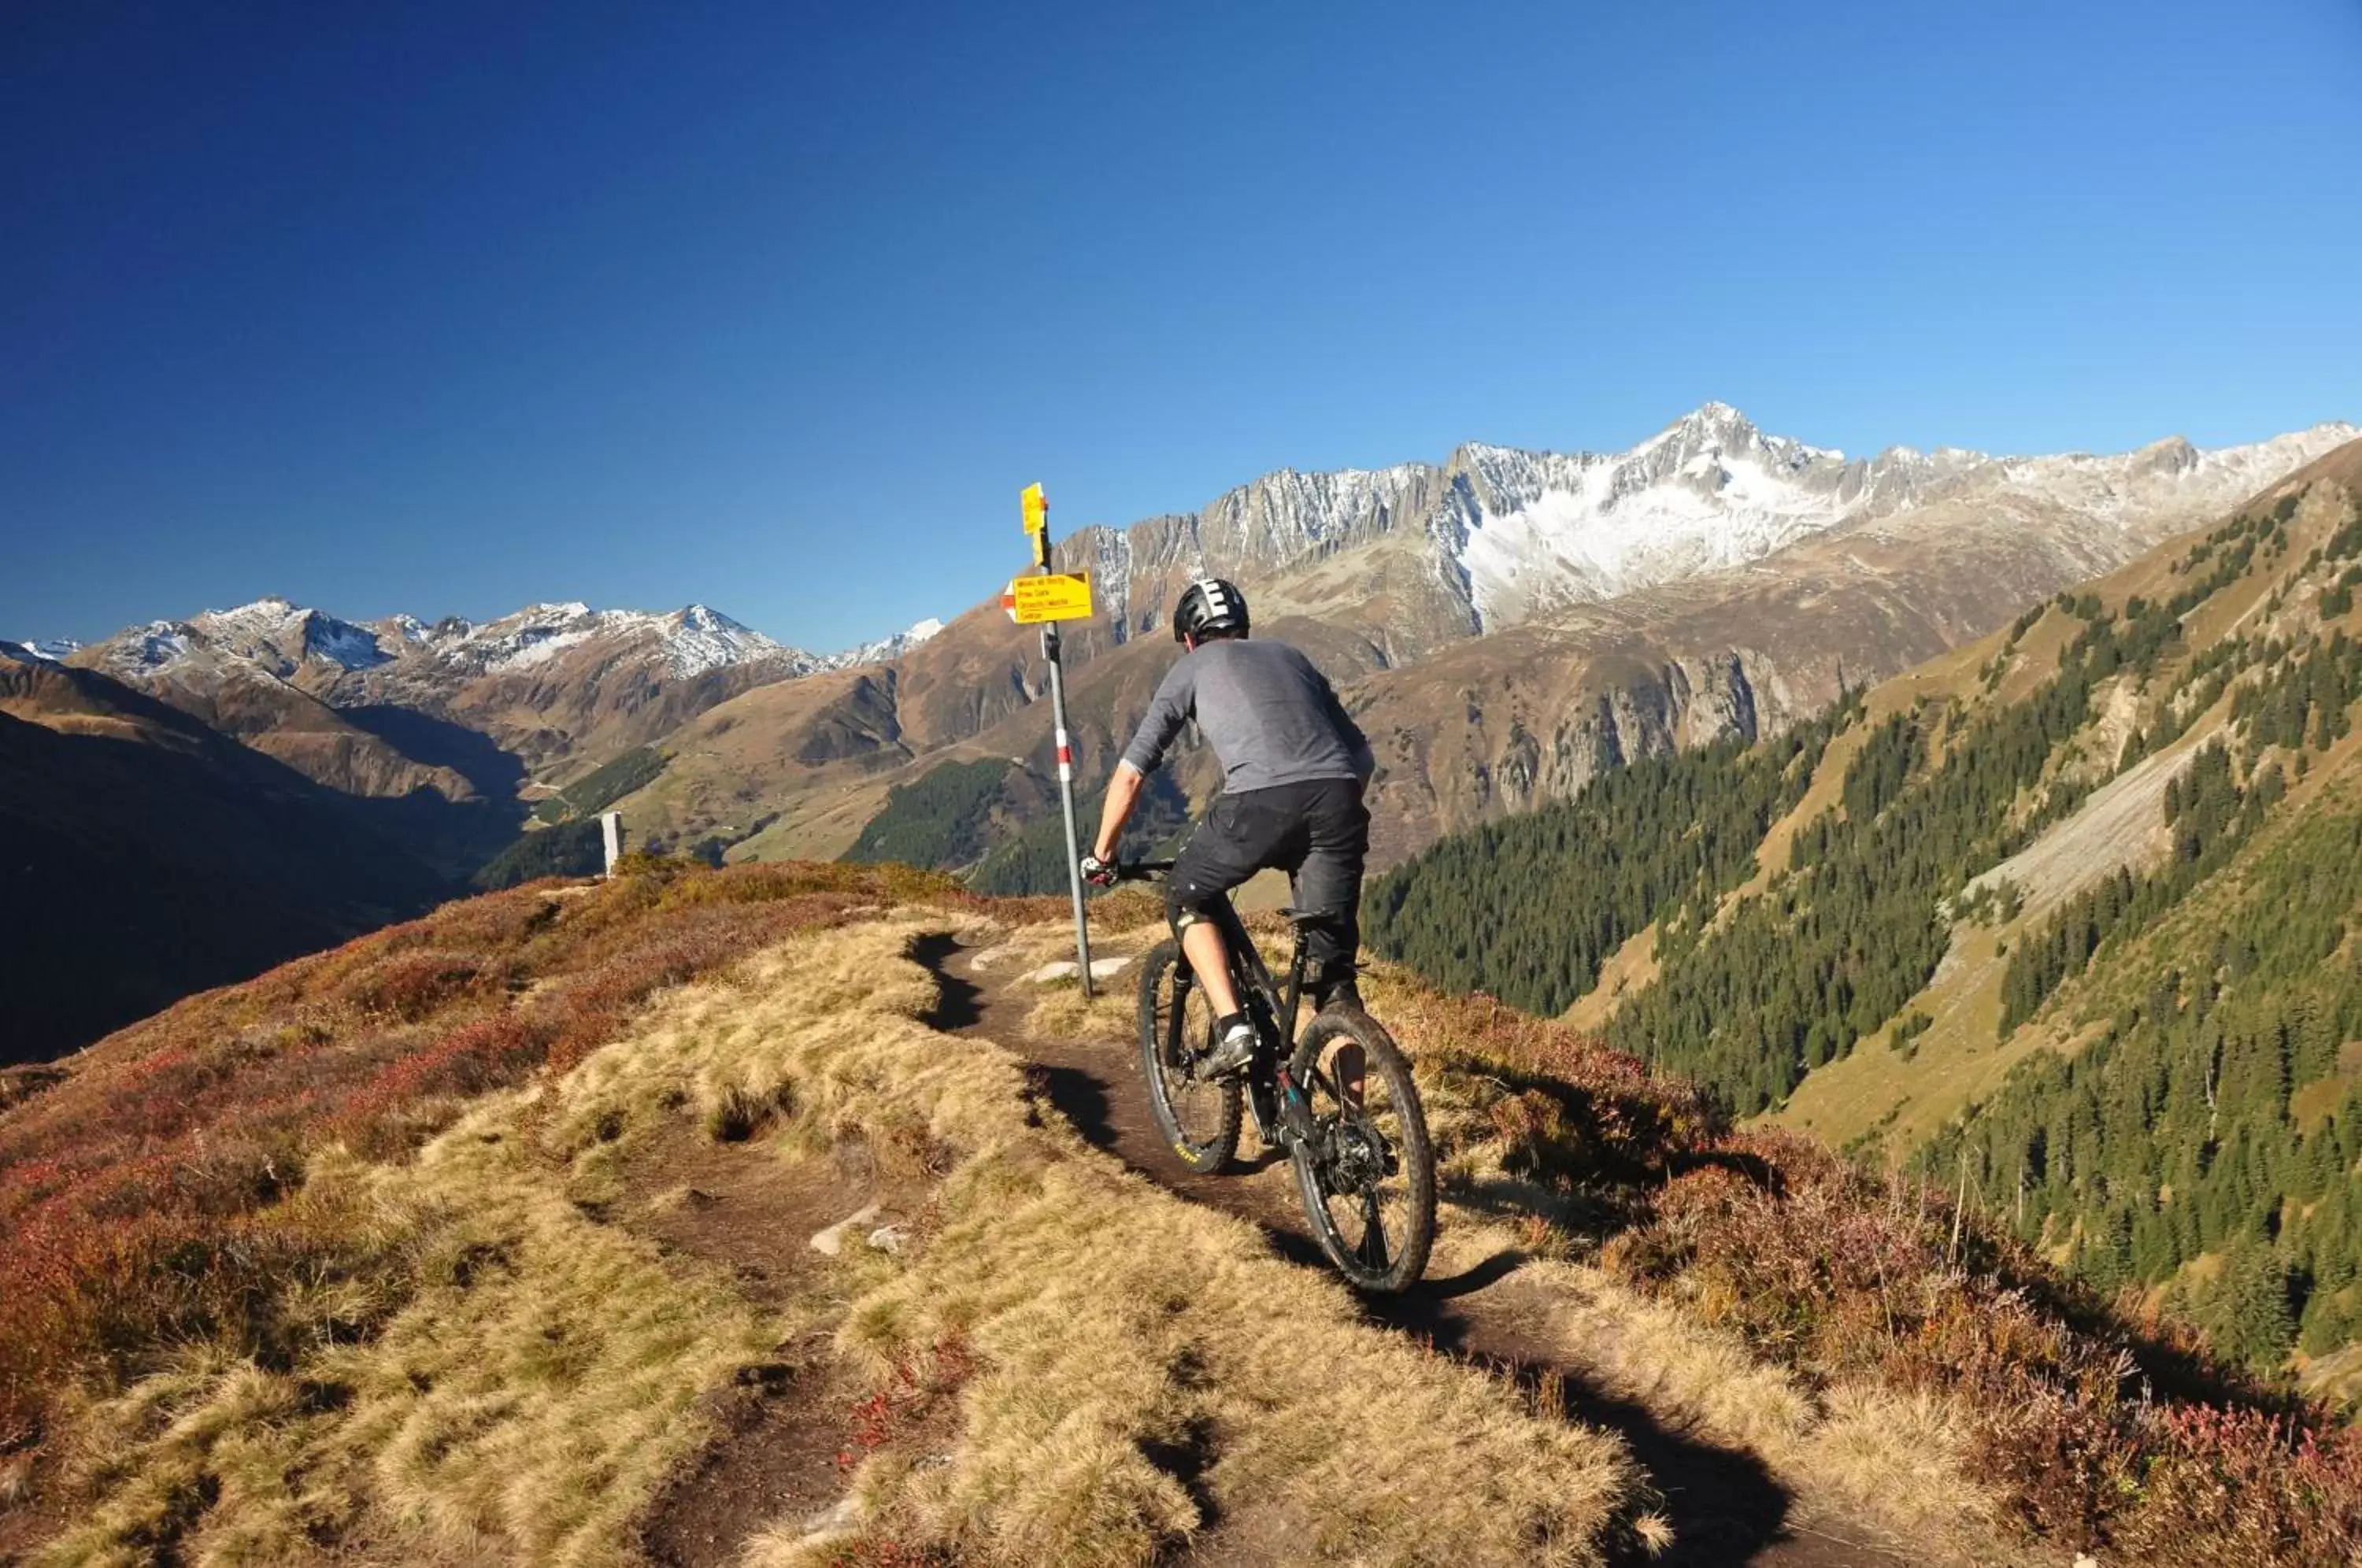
1172, 577, 1249, 643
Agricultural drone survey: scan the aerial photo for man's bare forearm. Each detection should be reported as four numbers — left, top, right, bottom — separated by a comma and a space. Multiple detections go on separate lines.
1093, 762, 1146, 861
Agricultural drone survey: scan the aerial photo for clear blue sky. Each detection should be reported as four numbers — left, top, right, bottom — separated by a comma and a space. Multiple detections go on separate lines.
6, 1, 2359, 650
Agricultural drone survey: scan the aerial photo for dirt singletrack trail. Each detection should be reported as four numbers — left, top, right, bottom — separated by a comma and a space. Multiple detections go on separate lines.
629, 1103, 916, 1567
916, 934, 1913, 1568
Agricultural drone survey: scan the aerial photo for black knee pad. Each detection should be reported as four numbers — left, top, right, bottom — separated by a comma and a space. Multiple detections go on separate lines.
1167, 886, 1216, 941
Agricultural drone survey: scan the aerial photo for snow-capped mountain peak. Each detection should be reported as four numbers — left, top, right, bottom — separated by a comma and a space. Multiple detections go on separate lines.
819, 613, 949, 671
1420, 405, 2362, 629
643, 603, 787, 677
145, 595, 397, 675
339, 599, 815, 680
81, 595, 828, 686
12, 638, 82, 663
1642, 400, 1756, 449
673, 603, 745, 634
1437, 405, 1879, 625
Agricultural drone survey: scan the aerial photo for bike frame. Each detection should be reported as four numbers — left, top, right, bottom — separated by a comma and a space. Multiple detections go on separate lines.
1162, 893, 1324, 1146
1120, 858, 1329, 1140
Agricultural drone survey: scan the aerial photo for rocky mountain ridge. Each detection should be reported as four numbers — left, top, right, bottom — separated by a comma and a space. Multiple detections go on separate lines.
9, 411, 2355, 1052
47, 596, 947, 859
68, 594, 945, 690
1049, 405, 2358, 657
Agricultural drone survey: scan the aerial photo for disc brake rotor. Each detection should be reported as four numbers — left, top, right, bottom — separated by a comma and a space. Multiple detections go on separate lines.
1324, 1116, 1391, 1193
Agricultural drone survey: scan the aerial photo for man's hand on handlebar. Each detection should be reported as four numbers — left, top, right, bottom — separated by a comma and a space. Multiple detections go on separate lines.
1081, 854, 1175, 887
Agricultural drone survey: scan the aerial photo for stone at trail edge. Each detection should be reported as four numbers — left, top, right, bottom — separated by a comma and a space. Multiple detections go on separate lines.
809, 1203, 883, 1257
1020, 955, 1137, 985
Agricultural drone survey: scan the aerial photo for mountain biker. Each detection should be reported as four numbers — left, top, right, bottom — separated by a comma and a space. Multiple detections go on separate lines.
1080, 577, 1375, 1079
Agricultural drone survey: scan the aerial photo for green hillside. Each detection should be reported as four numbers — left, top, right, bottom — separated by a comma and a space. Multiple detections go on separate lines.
839, 756, 1011, 868
968, 766, 1192, 894
1373, 448, 2362, 1389
472, 815, 607, 889
530, 744, 668, 824
1368, 717, 1837, 1021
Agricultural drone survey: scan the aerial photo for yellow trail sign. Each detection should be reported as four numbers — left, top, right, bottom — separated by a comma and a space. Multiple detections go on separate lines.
1003, 571, 1094, 625
1020, 483, 1047, 534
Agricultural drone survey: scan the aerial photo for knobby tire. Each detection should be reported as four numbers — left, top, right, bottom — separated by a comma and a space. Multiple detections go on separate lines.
1290, 1008, 1435, 1292
1136, 938, 1242, 1174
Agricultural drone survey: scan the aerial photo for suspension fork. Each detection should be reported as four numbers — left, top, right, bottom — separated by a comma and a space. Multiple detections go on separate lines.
1165, 960, 1192, 1067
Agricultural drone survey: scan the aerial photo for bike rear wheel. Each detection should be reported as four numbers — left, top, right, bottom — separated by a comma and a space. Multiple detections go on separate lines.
1136, 939, 1242, 1174
1289, 1008, 1435, 1292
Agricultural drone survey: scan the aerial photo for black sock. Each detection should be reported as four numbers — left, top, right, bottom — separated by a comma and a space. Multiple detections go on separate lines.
1215, 1011, 1249, 1035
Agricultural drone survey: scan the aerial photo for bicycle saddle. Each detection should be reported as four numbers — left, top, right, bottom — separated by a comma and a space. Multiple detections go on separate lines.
1279, 906, 1341, 928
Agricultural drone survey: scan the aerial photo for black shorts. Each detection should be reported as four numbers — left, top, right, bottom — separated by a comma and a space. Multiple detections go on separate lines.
1168, 776, 1369, 974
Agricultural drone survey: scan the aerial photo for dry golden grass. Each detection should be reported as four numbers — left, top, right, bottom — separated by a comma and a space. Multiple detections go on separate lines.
20, 871, 951, 1563
35, 906, 1642, 1566
31, 809, 2362, 1565
816, 1161, 1638, 1566
1015, 936, 1162, 1044
699, 919, 1643, 1567
35, 1034, 787, 1566
935, 915, 2008, 1559
1353, 950, 2004, 1555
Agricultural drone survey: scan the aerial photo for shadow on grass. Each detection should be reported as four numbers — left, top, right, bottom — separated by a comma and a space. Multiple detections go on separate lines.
1365, 1281, 1803, 1566
910, 933, 987, 1031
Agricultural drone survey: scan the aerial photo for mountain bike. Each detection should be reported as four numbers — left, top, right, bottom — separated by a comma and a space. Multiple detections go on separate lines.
1113, 860, 1435, 1292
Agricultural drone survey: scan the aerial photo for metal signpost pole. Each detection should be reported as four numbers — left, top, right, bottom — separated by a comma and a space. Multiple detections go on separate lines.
1042, 620, 1094, 1000
1024, 485, 1095, 1000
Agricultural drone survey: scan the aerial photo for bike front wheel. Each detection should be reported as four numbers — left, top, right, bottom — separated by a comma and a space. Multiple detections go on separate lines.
1136, 939, 1242, 1174
1289, 1008, 1435, 1292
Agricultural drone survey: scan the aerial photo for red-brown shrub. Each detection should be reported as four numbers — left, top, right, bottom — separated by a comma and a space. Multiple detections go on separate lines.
1369, 981, 2362, 1559
335, 951, 485, 1022
1601, 1124, 2362, 1560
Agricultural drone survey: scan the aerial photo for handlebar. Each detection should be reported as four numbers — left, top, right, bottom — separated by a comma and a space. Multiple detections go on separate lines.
1112, 859, 1175, 883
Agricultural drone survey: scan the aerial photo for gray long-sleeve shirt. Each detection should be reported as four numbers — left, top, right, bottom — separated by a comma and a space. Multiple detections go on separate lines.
1120, 637, 1375, 793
